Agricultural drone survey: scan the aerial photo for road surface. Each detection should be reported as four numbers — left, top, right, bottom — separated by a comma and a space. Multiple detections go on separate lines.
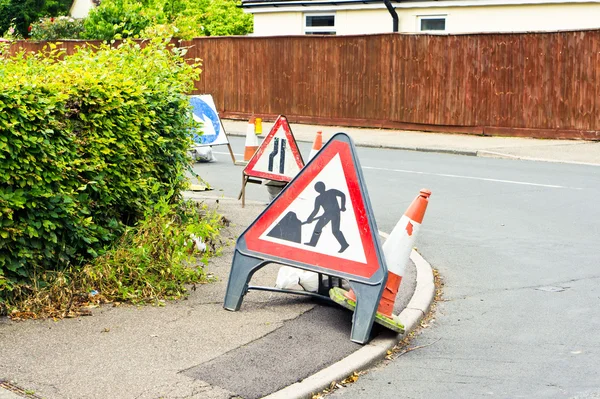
198, 136, 600, 398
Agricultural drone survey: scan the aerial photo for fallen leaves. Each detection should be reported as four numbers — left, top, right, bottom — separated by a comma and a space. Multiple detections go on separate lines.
8, 291, 109, 321
310, 267, 447, 398
311, 372, 364, 399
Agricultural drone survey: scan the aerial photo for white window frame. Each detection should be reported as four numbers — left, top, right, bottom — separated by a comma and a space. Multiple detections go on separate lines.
304, 13, 336, 35
417, 15, 447, 32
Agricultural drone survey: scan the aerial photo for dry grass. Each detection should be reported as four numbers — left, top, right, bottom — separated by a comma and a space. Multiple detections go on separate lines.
2, 200, 226, 320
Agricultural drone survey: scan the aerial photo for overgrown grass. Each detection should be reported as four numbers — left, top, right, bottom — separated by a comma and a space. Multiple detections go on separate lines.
1, 199, 227, 320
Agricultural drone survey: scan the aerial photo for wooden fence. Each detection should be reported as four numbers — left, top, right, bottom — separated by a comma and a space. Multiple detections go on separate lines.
8, 31, 600, 140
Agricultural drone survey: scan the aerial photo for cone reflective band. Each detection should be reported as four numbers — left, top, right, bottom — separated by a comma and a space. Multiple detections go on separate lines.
309, 131, 323, 160
244, 117, 258, 161
345, 188, 431, 317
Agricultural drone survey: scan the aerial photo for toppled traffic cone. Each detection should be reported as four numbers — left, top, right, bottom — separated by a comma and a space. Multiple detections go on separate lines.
309, 131, 323, 160
330, 189, 431, 333
244, 117, 258, 161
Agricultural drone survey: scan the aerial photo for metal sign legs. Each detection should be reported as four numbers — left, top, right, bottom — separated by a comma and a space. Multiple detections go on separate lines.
223, 249, 387, 344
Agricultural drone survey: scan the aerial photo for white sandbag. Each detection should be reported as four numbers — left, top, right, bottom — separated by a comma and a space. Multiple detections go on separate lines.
297, 270, 319, 292
192, 147, 217, 163
264, 180, 287, 202
275, 266, 319, 292
275, 266, 300, 289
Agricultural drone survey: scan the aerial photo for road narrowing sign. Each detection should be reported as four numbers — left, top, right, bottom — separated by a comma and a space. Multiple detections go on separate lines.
243, 115, 304, 182
225, 133, 388, 344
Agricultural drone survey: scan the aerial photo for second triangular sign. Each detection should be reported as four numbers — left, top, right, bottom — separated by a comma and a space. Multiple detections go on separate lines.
243, 115, 304, 182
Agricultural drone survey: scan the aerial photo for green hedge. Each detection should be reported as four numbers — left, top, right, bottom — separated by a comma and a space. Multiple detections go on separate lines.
0, 40, 201, 293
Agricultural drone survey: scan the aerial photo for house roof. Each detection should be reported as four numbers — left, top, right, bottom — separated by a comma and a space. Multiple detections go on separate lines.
242, 0, 409, 6
241, 0, 598, 9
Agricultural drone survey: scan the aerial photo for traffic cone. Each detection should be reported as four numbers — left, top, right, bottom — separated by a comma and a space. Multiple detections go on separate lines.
330, 189, 431, 332
244, 117, 258, 161
309, 131, 323, 160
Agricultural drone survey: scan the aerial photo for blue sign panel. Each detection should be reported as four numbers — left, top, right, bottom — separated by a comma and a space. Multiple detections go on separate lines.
189, 95, 226, 146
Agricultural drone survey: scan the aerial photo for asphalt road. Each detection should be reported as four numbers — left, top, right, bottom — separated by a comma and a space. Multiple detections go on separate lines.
197, 136, 600, 398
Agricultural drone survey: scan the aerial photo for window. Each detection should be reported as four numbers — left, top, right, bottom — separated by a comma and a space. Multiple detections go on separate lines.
304, 14, 336, 35
418, 16, 446, 32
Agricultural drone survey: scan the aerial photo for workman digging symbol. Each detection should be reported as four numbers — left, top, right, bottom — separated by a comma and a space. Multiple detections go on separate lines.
267, 181, 350, 253
304, 181, 349, 253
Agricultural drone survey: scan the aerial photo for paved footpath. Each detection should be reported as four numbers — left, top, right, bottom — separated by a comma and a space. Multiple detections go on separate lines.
223, 119, 600, 166
0, 198, 423, 399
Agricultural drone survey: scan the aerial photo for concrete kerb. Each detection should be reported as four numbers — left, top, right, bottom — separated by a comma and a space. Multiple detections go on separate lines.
263, 242, 436, 399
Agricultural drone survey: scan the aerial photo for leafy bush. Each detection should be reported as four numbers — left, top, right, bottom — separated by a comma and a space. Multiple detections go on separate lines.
82, 0, 253, 40
4, 199, 226, 319
0, 0, 72, 38
78, 199, 224, 304
29, 16, 86, 40
0, 39, 202, 306
81, 0, 158, 40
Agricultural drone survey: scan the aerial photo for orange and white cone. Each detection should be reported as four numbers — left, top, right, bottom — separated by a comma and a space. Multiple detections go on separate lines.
309, 131, 323, 160
244, 117, 258, 161
344, 189, 431, 318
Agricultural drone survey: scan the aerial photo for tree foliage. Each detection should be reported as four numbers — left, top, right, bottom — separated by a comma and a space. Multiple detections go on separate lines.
82, 0, 253, 40
81, 0, 157, 40
2, 0, 252, 40
0, 0, 72, 38
202, 0, 254, 36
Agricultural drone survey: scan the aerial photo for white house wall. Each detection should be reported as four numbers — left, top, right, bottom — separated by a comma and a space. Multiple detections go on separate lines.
400, 3, 600, 33
336, 10, 394, 35
248, 2, 600, 35
69, 0, 94, 19
253, 13, 303, 35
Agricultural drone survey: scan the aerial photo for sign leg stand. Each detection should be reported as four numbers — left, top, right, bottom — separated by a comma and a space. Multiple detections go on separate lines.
226, 142, 236, 165
238, 174, 248, 208
347, 281, 386, 344
241, 175, 248, 208
224, 250, 267, 311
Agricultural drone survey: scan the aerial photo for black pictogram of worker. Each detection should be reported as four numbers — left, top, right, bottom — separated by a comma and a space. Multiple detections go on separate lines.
303, 181, 349, 253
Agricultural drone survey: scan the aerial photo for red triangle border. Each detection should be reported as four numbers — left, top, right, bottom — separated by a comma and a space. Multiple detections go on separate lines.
243, 116, 304, 182
244, 140, 380, 279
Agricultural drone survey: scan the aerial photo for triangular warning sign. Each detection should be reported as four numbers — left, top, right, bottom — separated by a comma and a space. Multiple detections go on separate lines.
243, 115, 304, 182
239, 133, 386, 281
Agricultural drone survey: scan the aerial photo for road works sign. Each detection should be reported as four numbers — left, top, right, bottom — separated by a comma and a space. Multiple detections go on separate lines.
243, 115, 304, 182
189, 95, 229, 146
225, 133, 388, 344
